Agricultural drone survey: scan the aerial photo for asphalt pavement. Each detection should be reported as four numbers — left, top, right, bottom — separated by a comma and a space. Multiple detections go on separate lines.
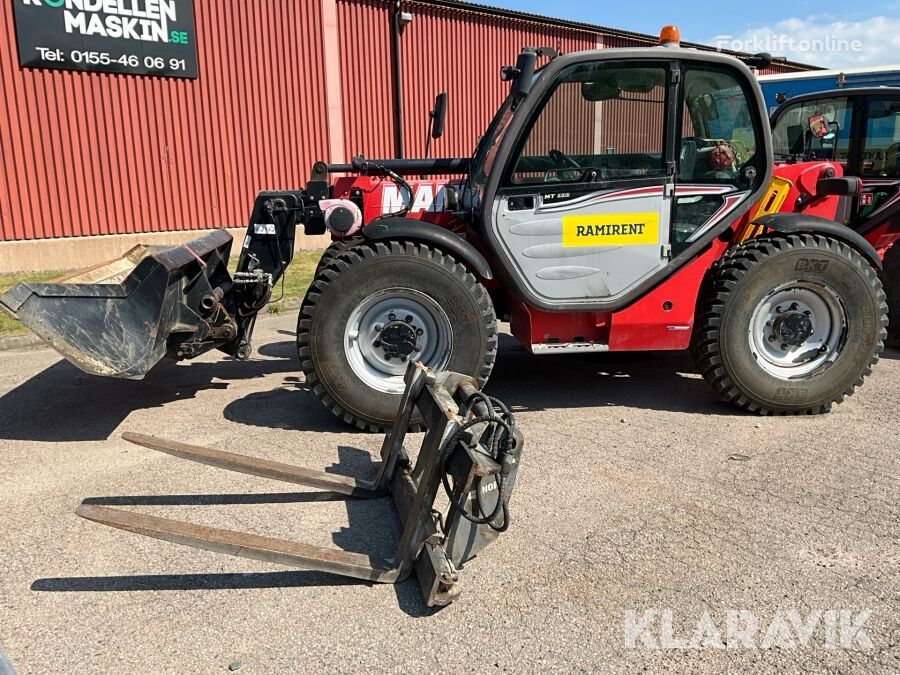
0, 314, 897, 673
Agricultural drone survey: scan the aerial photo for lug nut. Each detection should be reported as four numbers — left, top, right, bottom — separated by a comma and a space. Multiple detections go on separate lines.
404, 315, 413, 323
776, 306, 783, 313
803, 310, 811, 316
388, 313, 397, 321
375, 323, 384, 332
768, 335, 776, 342
416, 328, 424, 336
781, 343, 789, 350
414, 344, 422, 352
819, 345, 828, 353
373, 340, 381, 348
790, 303, 799, 311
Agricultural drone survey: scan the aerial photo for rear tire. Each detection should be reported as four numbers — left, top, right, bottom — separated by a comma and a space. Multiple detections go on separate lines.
298, 241, 497, 431
692, 234, 887, 414
883, 242, 900, 343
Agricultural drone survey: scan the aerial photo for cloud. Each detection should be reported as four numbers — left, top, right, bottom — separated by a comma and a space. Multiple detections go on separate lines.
707, 15, 900, 68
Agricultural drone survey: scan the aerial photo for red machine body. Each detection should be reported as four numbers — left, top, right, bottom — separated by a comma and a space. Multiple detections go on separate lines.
330, 161, 849, 353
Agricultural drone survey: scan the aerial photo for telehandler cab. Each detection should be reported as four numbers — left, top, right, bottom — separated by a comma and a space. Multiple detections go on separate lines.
2, 36, 887, 429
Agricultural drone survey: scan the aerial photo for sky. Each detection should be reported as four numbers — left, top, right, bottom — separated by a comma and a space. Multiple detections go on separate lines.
488, 1, 900, 69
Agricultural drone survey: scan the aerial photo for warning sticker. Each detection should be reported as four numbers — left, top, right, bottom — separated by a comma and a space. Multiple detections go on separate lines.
562, 212, 659, 247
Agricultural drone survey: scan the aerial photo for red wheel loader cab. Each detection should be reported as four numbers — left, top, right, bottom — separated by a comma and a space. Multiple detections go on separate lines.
2, 34, 887, 429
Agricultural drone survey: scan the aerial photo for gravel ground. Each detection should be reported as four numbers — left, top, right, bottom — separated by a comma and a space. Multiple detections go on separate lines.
0, 314, 897, 674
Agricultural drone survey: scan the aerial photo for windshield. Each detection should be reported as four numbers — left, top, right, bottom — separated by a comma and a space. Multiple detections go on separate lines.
462, 64, 549, 212
461, 99, 515, 212
771, 96, 853, 164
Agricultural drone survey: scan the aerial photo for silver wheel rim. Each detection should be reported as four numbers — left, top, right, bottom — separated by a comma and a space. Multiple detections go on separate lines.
344, 288, 453, 394
748, 281, 847, 378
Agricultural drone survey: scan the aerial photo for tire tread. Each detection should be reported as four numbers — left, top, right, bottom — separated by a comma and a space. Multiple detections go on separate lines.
298, 240, 497, 431
691, 234, 887, 415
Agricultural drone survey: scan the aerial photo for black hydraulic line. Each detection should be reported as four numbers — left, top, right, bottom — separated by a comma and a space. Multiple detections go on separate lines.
439, 392, 517, 532
325, 157, 470, 175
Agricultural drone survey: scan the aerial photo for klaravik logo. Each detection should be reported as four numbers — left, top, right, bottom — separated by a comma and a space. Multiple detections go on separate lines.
21, 0, 189, 44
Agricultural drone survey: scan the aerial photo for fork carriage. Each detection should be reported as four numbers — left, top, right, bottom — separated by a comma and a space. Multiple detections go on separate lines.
77, 362, 523, 607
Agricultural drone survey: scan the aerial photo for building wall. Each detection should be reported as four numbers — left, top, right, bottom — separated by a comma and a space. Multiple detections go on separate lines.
0, 0, 811, 250
0, 0, 329, 243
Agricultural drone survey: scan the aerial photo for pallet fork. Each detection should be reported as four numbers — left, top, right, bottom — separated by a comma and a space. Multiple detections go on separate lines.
76, 362, 523, 607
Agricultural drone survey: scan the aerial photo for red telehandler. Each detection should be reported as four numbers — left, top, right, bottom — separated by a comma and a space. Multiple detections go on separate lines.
2, 36, 888, 431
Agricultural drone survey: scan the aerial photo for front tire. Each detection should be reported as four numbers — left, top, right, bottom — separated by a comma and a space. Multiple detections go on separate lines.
692, 234, 887, 414
314, 240, 356, 277
298, 241, 497, 431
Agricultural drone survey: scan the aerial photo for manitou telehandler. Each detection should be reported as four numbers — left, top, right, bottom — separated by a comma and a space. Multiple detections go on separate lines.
769, 87, 900, 341
2, 34, 889, 431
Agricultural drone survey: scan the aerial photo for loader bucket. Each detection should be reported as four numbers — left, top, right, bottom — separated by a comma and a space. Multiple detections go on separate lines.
0, 230, 234, 379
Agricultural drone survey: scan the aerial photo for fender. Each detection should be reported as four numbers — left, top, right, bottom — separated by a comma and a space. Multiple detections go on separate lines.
362, 217, 493, 280
754, 213, 882, 271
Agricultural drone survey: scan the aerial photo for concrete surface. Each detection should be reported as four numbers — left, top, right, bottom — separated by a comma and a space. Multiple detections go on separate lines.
0, 313, 896, 674
0, 229, 330, 274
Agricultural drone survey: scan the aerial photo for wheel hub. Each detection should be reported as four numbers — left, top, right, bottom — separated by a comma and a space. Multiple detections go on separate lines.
771, 305, 814, 347
375, 317, 421, 361
345, 289, 453, 394
749, 283, 846, 379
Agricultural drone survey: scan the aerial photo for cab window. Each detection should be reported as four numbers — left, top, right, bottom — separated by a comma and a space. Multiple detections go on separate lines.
673, 65, 765, 250
677, 66, 764, 186
771, 96, 853, 165
861, 98, 900, 177
507, 62, 668, 185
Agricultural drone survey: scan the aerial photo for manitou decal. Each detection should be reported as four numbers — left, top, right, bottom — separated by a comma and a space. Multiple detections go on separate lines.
13, 0, 197, 78
380, 183, 460, 214
562, 213, 660, 247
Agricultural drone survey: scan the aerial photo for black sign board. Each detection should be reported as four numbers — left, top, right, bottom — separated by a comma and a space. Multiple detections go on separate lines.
13, 0, 198, 79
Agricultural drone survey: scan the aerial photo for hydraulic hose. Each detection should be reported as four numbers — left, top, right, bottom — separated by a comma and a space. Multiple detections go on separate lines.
439, 392, 517, 532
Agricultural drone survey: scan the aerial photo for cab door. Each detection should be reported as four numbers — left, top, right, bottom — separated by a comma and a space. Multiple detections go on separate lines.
671, 64, 769, 253
490, 60, 676, 307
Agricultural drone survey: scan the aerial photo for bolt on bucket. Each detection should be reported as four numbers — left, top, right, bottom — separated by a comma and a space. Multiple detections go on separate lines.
0, 229, 234, 379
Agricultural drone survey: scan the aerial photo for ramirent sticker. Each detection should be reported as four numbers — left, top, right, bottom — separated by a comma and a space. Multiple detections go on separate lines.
562, 212, 659, 247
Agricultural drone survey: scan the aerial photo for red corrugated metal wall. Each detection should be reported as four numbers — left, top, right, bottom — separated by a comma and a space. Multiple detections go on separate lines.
336, 0, 395, 159
337, 0, 596, 161
398, 2, 597, 159
0, 0, 329, 242
1, 0, 810, 243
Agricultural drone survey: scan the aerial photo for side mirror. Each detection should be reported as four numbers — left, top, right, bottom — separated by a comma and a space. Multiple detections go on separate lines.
431, 92, 447, 140
808, 113, 829, 137
816, 176, 861, 197
423, 92, 448, 162
742, 52, 774, 69
512, 49, 536, 101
